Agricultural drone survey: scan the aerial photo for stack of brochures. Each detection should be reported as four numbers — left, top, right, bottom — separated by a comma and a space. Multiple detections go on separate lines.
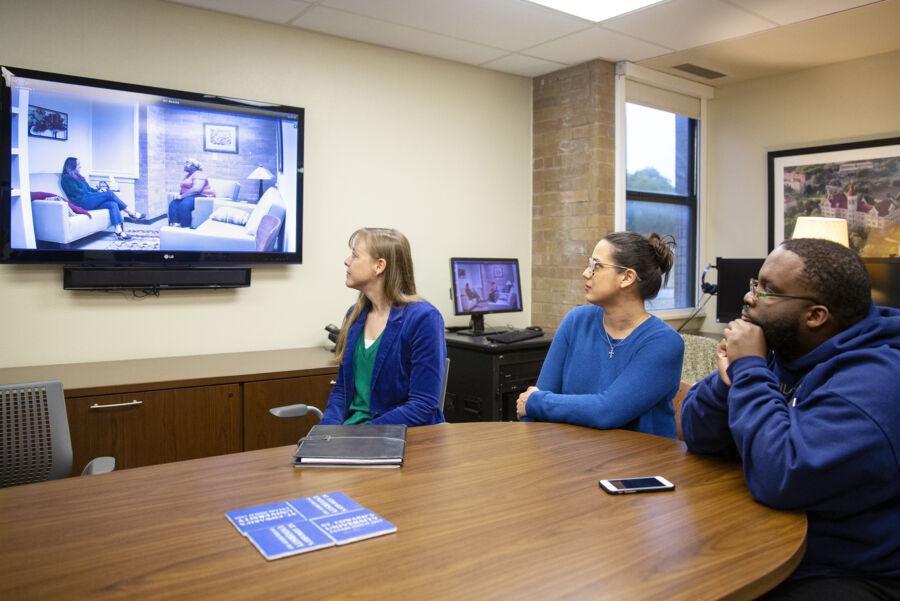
226, 491, 396, 560
293, 424, 407, 468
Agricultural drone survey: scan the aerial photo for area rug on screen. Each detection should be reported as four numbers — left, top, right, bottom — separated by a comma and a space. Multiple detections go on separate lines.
100, 229, 160, 251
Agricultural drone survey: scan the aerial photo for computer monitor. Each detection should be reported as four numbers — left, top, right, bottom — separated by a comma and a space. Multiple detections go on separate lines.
715, 258, 765, 322
450, 257, 523, 336
865, 258, 899, 309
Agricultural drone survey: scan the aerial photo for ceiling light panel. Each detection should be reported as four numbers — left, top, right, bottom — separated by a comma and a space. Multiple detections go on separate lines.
524, 0, 668, 22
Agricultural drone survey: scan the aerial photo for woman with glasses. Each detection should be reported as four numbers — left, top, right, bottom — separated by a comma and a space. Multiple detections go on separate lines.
516, 231, 684, 437
320, 227, 446, 426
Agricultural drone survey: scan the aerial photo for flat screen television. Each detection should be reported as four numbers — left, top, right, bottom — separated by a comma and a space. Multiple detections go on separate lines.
714, 257, 764, 322
1, 65, 304, 268
450, 257, 523, 335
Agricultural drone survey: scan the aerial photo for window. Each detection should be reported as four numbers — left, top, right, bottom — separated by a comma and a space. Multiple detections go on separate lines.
625, 102, 698, 311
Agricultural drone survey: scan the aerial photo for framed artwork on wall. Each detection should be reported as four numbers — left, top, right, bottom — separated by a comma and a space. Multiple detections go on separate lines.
28, 105, 68, 140
768, 137, 900, 257
203, 123, 239, 154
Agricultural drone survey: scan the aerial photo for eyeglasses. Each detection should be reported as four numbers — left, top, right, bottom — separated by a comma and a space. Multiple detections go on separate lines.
586, 257, 641, 280
748, 278, 819, 303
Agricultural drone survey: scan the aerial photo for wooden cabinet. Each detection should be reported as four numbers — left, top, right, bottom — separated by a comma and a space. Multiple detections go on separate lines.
0, 348, 337, 475
244, 374, 335, 451
66, 384, 242, 475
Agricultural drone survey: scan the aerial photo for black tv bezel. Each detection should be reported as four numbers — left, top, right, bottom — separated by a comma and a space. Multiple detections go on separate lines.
449, 257, 524, 317
1, 65, 304, 266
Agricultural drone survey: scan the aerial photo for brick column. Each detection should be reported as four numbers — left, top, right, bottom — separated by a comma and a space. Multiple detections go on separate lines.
532, 60, 616, 329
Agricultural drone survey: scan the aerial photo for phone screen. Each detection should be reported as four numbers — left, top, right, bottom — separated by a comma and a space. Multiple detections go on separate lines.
613, 477, 665, 489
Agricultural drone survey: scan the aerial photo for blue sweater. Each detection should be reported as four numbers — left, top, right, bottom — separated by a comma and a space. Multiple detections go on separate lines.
681, 304, 900, 579
526, 305, 683, 438
321, 301, 446, 427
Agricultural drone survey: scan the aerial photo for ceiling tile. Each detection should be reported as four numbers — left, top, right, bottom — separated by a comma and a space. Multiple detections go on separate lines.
602, 0, 775, 50
726, 0, 881, 26
320, 0, 590, 50
526, 26, 672, 64
292, 5, 508, 65
170, 0, 311, 24
480, 53, 569, 77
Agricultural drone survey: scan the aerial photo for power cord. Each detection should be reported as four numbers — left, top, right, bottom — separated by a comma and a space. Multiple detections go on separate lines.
676, 293, 713, 333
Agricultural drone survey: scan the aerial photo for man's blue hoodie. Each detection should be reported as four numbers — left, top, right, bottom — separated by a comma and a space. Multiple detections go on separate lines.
681, 304, 900, 579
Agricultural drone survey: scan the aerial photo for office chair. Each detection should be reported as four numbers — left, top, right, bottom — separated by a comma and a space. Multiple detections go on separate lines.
0, 380, 115, 488
673, 334, 720, 440
269, 358, 452, 420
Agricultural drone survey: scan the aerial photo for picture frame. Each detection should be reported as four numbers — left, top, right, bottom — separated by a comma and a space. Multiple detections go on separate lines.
203, 123, 238, 154
28, 105, 68, 141
768, 137, 900, 257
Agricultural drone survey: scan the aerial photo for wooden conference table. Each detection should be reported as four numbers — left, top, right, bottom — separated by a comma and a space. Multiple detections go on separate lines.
0, 423, 806, 600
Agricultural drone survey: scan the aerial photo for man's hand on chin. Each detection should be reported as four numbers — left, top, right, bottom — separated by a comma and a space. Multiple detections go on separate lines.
723, 318, 767, 363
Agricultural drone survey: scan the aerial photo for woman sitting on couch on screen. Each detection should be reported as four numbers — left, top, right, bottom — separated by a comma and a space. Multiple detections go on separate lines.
516, 232, 684, 438
321, 227, 446, 426
60, 157, 143, 240
168, 158, 214, 228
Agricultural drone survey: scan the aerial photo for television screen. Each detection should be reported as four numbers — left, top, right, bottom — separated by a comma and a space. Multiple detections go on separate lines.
715, 257, 764, 322
450, 257, 523, 316
1, 66, 303, 264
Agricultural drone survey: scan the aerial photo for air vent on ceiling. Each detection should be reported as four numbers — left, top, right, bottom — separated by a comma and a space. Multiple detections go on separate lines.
672, 63, 727, 80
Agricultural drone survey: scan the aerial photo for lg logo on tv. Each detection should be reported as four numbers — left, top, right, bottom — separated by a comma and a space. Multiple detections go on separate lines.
164, 254, 175, 260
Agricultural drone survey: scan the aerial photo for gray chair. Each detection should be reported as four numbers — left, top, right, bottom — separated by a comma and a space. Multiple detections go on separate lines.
0, 380, 115, 488
270, 357, 452, 420
673, 334, 720, 440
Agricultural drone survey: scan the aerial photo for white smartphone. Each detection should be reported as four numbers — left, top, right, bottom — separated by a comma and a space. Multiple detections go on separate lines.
599, 476, 675, 495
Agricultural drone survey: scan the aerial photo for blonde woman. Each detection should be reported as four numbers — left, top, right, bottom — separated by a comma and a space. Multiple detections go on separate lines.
321, 228, 446, 426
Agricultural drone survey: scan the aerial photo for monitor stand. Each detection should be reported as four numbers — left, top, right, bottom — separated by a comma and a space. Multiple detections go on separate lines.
455, 315, 509, 337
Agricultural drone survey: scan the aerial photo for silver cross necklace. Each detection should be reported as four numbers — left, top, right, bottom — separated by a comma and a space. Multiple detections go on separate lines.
603, 327, 627, 358
602, 314, 649, 358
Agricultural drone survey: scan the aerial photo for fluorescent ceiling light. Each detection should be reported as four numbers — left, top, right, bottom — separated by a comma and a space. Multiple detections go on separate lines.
526, 0, 667, 22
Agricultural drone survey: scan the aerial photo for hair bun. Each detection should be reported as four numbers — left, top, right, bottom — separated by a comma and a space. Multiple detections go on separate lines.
647, 233, 675, 275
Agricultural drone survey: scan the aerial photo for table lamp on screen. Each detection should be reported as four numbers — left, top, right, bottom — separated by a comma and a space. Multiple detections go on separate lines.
247, 165, 274, 201
792, 216, 849, 247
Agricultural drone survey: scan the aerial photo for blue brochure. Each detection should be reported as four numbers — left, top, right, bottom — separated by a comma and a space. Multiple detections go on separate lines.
226, 492, 396, 560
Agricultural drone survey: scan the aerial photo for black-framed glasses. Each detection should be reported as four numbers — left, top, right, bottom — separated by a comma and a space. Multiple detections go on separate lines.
748, 278, 819, 303
587, 257, 642, 281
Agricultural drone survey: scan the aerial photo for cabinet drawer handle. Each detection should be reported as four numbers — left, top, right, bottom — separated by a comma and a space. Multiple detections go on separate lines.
89, 400, 143, 410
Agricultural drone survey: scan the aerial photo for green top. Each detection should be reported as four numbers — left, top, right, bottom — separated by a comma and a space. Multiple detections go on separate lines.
343, 332, 382, 425
60, 174, 96, 203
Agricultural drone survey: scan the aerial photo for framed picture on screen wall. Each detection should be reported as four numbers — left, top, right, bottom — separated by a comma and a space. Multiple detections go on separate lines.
768, 136, 900, 257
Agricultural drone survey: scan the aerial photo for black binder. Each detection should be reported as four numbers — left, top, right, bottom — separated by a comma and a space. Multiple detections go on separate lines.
293, 425, 407, 468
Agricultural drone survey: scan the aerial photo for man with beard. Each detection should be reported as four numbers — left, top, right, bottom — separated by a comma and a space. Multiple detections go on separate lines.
681, 238, 900, 600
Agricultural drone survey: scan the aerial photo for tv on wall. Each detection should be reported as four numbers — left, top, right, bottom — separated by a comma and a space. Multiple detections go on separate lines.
1, 66, 304, 267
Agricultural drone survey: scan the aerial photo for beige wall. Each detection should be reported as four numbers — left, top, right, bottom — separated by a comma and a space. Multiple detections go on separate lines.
703, 50, 900, 330
0, 0, 533, 368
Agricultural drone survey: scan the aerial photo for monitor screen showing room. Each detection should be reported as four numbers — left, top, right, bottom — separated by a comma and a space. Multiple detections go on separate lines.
450, 257, 522, 335
715, 258, 764, 322
1, 66, 304, 264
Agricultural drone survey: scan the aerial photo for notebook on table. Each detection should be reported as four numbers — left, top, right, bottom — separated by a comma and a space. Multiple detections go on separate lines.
293, 424, 407, 468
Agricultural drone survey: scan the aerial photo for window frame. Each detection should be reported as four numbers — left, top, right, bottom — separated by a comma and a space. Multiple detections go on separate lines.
625, 115, 699, 309
614, 62, 714, 319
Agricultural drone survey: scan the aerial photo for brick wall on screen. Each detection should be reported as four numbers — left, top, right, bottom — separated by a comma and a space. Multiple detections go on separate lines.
532, 60, 616, 329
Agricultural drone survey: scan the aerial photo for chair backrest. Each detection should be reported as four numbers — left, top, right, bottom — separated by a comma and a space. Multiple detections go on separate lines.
29, 172, 65, 199
673, 380, 692, 441
0, 380, 73, 487
680, 334, 719, 384
205, 178, 241, 201
439, 357, 451, 412
255, 214, 282, 252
